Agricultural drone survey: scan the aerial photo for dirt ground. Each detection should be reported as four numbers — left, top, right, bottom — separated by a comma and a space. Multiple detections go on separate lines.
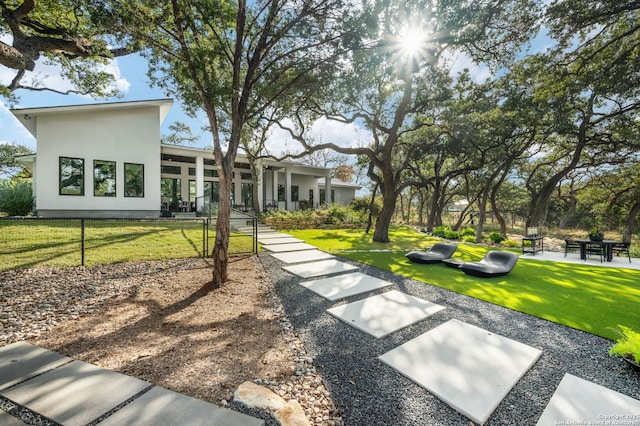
28, 256, 297, 405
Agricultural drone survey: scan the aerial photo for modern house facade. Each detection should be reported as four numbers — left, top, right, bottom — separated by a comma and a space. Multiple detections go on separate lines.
12, 99, 359, 218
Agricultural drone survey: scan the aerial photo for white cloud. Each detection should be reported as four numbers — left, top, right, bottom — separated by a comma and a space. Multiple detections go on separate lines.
446, 51, 493, 82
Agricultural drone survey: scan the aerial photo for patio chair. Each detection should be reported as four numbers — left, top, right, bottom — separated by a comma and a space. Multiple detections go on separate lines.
458, 251, 519, 278
564, 239, 581, 257
405, 243, 458, 264
611, 242, 631, 263
585, 242, 604, 263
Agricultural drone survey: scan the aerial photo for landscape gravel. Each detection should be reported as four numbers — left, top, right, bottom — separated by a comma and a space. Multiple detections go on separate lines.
260, 252, 640, 425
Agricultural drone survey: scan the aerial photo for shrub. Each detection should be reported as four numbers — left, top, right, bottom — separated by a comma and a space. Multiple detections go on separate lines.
444, 230, 459, 240
350, 196, 381, 217
462, 235, 476, 243
489, 231, 505, 244
609, 326, 640, 364
460, 227, 475, 237
432, 226, 450, 238
502, 238, 519, 248
0, 180, 33, 216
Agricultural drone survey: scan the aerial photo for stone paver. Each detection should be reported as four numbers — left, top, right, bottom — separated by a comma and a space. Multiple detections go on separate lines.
262, 242, 317, 253
99, 386, 264, 426
0, 410, 27, 426
326, 290, 445, 338
1, 360, 150, 426
379, 319, 542, 425
0, 341, 71, 391
271, 250, 334, 264
258, 237, 304, 245
282, 259, 358, 278
536, 373, 640, 425
299, 272, 394, 301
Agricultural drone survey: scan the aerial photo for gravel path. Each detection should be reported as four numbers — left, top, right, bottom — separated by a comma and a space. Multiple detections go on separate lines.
260, 253, 640, 425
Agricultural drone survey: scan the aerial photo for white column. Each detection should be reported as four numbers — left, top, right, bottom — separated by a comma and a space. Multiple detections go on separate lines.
325, 174, 332, 205
285, 167, 292, 211
195, 155, 204, 211
234, 169, 241, 207
272, 169, 279, 209
256, 159, 263, 211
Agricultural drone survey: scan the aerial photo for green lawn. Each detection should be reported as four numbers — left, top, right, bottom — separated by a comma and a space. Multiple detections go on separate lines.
287, 226, 640, 341
0, 219, 255, 271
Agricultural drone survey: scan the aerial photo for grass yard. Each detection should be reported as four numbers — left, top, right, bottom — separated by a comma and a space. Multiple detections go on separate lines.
0, 219, 255, 271
287, 226, 640, 341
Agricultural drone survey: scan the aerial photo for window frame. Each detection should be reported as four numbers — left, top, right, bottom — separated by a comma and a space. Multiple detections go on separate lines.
93, 159, 116, 197
59, 156, 85, 196
124, 162, 145, 198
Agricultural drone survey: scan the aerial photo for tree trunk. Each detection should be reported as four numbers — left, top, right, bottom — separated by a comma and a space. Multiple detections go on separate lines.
558, 197, 577, 229
365, 183, 378, 234
623, 197, 640, 243
210, 172, 232, 288
373, 186, 396, 242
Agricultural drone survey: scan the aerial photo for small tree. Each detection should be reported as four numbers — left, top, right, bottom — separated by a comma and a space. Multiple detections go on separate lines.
0, 180, 33, 216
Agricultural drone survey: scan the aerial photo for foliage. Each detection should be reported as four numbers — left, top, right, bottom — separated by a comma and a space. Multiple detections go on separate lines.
350, 196, 381, 217
444, 230, 459, 240
489, 231, 506, 244
0, 0, 135, 99
0, 180, 33, 216
502, 239, 519, 248
432, 226, 451, 238
462, 235, 476, 243
460, 227, 476, 237
609, 326, 640, 365
588, 228, 604, 240
0, 143, 32, 177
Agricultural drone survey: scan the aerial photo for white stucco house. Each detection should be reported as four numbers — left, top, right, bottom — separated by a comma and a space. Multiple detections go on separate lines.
12, 99, 360, 218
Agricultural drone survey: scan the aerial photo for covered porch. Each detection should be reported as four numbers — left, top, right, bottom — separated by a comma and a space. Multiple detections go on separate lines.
160, 145, 332, 215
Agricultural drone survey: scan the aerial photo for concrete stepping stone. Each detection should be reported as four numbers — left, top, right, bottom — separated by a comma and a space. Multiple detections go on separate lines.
0, 410, 28, 426
536, 373, 640, 425
271, 249, 334, 264
263, 242, 317, 253
300, 272, 394, 301
379, 319, 542, 425
99, 386, 264, 426
326, 290, 445, 338
257, 230, 292, 236
258, 237, 304, 245
0, 341, 72, 391
0, 360, 150, 426
283, 259, 358, 278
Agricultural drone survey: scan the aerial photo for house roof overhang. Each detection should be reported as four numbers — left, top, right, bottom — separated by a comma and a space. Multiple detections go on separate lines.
11, 99, 174, 138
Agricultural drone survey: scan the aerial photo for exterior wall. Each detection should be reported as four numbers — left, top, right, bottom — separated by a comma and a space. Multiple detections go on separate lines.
332, 186, 357, 206
35, 107, 161, 217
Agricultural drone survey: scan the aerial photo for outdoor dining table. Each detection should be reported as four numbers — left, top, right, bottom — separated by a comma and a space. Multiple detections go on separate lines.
574, 239, 620, 262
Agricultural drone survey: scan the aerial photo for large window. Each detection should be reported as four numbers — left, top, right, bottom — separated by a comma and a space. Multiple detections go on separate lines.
161, 165, 181, 175
291, 185, 299, 202
124, 163, 144, 197
277, 184, 285, 202
241, 183, 253, 206
59, 157, 84, 196
205, 181, 219, 202
94, 160, 116, 197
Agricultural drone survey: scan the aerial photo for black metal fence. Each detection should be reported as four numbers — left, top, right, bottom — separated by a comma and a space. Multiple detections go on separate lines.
0, 216, 257, 271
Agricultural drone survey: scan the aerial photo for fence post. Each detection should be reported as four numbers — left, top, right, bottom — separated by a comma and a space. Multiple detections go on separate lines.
81, 219, 85, 266
253, 216, 258, 254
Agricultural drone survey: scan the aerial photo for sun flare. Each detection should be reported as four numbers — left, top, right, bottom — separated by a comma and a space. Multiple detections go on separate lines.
399, 28, 427, 57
